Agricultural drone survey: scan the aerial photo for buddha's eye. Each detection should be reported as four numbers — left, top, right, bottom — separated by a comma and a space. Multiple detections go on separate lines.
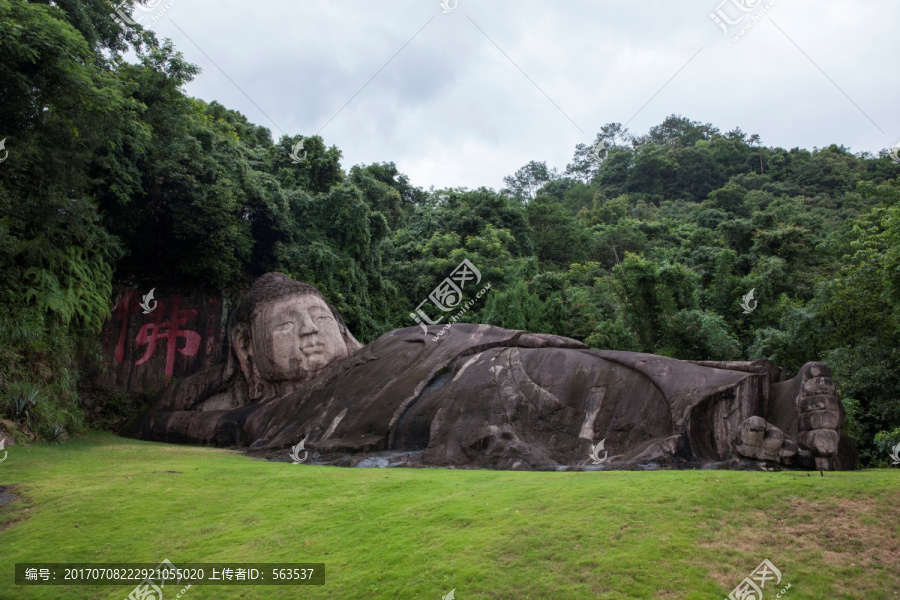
273, 322, 293, 332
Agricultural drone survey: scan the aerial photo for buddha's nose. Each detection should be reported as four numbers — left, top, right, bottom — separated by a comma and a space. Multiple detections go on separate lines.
298, 314, 319, 335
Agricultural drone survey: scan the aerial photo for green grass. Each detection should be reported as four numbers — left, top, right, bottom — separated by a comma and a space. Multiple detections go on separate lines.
1, 432, 898, 599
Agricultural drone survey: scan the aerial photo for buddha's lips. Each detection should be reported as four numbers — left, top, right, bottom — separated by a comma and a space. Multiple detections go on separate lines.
299, 343, 325, 355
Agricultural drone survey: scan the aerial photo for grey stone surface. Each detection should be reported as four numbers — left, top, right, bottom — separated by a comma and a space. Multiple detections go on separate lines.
130, 273, 858, 471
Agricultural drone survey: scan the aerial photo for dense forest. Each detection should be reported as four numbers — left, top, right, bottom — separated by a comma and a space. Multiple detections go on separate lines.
1, 0, 898, 465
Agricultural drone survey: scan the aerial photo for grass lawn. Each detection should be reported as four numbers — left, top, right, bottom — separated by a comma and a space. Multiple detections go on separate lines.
1, 432, 898, 600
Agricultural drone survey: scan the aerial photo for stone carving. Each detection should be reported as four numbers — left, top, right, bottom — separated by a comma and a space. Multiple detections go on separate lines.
98, 287, 226, 392
130, 273, 857, 471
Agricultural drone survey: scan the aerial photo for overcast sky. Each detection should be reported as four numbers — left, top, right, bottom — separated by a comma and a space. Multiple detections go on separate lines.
135, 0, 899, 191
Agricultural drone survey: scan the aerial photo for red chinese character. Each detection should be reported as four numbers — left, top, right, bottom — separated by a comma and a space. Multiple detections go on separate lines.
134, 295, 201, 385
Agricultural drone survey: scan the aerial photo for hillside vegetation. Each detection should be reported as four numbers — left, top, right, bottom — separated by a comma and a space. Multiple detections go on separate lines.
0, 1, 899, 464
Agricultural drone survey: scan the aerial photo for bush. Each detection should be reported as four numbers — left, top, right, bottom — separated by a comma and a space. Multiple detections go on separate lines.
873, 428, 900, 468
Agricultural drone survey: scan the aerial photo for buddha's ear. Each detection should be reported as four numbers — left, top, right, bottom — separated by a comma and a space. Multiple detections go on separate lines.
328, 303, 362, 354
230, 323, 254, 383
342, 328, 363, 354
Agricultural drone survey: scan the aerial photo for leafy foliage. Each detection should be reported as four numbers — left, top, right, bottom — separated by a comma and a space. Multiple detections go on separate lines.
2, 3, 899, 463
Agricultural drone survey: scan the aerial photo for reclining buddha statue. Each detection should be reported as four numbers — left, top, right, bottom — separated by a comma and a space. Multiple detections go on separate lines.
130, 272, 857, 471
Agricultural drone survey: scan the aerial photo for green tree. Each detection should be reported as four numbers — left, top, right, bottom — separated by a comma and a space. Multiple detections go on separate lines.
503, 161, 558, 201
526, 195, 589, 266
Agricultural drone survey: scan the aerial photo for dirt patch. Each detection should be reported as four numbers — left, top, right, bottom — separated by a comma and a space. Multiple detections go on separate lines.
700, 491, 900, 596
0, 483, 30, 534
0, 484, 17, 507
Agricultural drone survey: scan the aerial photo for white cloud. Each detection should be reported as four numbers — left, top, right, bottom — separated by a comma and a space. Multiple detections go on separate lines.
148, 0, 900, 190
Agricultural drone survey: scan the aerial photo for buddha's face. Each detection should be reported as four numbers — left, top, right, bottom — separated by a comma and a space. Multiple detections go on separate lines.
250, 294, 348, 380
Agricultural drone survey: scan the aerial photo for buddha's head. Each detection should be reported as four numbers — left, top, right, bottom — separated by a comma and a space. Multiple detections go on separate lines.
228, 273, 362, 400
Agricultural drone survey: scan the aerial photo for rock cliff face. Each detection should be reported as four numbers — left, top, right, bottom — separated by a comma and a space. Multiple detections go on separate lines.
96, 286, 228, 394
132, 321, 857, 471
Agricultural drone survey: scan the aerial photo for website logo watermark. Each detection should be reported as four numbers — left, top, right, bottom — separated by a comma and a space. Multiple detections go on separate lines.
439, 0, 458, 13
890, 442, 900, 465
590, 140, 608, 165
0, 139, 8, 163
709, 0, 778, 42
140, 288, 158, 315
588, 438, 609, 464
890, 141, 900, 165
740, 289, 757, 314
0, 439, 7, 464
442, 589, 455, 600
725, 559, 789, 600
125, 558, 191, 600
110, 5, 139, 30
410, 259, 488, 338
290, 437, 308, 464
429, 282, 491, 342
111, 0, 180, 32
289, 138, 308, 164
